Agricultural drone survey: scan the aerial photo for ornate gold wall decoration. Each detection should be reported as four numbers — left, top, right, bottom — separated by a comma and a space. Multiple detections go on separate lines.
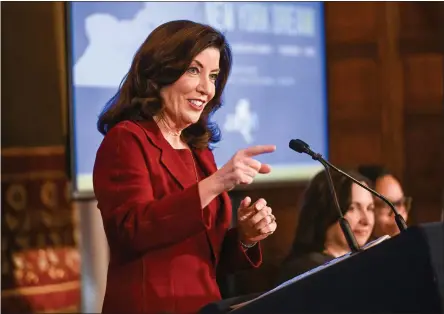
1, 147, 81, 313
40, 181, 58, 210
5, 213, 20, 232
6, 184, 27, 212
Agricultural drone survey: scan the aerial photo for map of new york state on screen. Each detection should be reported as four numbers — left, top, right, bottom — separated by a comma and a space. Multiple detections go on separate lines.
68, 2, 327, 195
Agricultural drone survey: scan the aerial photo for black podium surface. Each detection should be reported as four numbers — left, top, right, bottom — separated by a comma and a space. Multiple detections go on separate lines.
201, 222, 444, 314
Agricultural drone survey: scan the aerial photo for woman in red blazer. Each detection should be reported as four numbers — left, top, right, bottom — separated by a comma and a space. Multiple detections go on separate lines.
93, 20, 278, 314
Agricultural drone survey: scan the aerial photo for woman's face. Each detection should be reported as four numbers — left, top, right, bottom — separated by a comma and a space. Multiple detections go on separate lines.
372, 175, 409, 237
326, 182, 375, 250
159, 47, 220, 130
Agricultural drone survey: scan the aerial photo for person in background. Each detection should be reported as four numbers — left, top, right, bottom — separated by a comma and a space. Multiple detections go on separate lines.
93, 20, 277, 314
276, 169, 374, 284
357, 165, 411, 239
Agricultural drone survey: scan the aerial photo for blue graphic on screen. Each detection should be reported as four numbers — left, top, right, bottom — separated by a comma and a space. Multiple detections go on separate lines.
68, 2, 327, 195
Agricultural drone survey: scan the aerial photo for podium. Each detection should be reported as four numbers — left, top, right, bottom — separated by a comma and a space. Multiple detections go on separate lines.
200, 222, 444, 313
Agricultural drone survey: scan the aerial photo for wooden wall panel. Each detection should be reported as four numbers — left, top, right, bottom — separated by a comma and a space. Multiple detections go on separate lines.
404, 55, 443, 109
377, 2, 405, 181
399, 2, 444, 38
328, 58, 382, 166
404, 114, 443, 222
330, 128, 383, 166
399, 3, 444, 225
1, 2, 65, 148
325, 2, 379, 42
403, 54, 443, 223
327, 1, 382, 168
329, 59, 380, 120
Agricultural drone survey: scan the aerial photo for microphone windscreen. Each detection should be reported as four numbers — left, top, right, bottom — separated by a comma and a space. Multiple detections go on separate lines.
289, 139, 309, 153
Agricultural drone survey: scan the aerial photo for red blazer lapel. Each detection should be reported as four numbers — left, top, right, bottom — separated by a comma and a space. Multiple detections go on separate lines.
136, 118, 232, 221
135, 120, 196, 189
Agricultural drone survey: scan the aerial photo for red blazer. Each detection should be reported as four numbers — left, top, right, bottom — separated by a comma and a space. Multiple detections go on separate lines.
93, 119, 262, 314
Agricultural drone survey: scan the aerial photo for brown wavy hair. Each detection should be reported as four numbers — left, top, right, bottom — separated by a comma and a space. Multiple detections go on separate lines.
289, 168, 373, 257
97, 20, 232, 149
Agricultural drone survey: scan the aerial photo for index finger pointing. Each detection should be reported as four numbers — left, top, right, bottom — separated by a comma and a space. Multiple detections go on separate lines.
243, 145, 276, 157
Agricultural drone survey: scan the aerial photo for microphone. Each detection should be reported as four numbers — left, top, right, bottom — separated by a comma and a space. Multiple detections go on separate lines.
289, 139, 360, 253
289, 139, 408, 233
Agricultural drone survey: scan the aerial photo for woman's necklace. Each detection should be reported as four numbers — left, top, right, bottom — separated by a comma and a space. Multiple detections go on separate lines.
188, 150, 199, 182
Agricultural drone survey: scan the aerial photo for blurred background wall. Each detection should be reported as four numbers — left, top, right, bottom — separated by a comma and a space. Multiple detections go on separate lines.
1, 1, 443, 313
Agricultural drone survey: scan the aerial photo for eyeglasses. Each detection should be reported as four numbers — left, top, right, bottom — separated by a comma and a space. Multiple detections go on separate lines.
374, 196, 412, 215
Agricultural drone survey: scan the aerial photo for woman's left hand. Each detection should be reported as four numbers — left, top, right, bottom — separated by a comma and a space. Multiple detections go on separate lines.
237, 197, 277, 245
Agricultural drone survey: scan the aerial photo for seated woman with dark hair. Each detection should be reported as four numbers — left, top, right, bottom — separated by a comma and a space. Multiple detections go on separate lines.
276, 169, 375, 284
357, 165, 411, 239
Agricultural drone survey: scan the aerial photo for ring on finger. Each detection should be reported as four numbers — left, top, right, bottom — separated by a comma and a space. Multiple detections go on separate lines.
269, 214, 276, 223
